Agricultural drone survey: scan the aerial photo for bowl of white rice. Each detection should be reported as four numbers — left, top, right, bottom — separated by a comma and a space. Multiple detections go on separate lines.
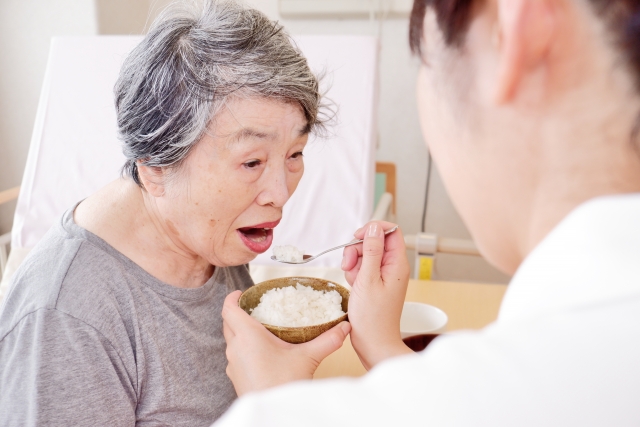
239, 277, 350, 344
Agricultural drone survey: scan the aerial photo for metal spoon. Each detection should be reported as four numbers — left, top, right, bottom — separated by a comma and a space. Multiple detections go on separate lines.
270, 225, 399, 264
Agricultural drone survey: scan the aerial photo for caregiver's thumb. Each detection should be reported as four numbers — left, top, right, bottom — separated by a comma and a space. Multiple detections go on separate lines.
301, 321, 351, 364
358, 222, 385, 286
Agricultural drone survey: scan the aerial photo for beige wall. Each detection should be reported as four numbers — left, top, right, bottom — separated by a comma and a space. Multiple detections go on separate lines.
95, 0, 151, 34
0, 0, 509, 283
95, 0, 174, 34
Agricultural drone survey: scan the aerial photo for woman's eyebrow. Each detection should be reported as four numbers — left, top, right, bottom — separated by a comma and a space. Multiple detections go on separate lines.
230, 126, 310, 143
232, 127, 276, 143
298, 125, 311, 137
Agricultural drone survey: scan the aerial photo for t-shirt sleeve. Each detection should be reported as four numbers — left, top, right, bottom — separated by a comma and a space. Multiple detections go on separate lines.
0, 308, 137, 427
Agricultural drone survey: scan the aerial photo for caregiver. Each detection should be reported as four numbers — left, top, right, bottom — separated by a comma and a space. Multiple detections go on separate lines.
0, 1, 342, 426
219, 0, 640, 425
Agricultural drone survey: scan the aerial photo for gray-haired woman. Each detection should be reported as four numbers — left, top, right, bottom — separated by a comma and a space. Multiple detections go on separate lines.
0, 1, 348, 425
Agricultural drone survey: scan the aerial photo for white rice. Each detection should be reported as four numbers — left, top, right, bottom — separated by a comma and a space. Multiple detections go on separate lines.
250, 283, 345, 327
272, 245, 304, 262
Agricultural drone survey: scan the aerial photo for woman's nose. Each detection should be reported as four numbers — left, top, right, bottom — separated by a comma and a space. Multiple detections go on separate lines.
256, 168, 291, 208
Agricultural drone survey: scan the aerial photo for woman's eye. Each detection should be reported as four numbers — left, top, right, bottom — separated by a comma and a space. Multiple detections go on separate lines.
243, 160, 262, 169
290, 151, 304, 160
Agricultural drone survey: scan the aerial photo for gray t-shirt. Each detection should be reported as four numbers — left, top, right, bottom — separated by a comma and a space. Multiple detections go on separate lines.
0, 208, 253, 426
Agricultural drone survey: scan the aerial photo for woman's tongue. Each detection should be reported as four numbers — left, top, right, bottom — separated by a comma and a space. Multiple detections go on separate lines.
238, 226, 274, 253
239, 227, 268, 242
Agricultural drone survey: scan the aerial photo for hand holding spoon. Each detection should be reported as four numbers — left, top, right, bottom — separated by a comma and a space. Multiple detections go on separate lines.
270, 225, 399, 264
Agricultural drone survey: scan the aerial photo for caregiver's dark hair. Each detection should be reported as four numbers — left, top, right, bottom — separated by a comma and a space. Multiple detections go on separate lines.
115, 0, 327, 187
409, 0, 640, 90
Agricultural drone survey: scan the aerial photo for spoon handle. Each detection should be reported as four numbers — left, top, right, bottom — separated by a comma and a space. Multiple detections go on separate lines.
313, 225, 399, 259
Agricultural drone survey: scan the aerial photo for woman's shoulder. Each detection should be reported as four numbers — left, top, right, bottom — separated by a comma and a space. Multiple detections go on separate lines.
0, 221, 135, 345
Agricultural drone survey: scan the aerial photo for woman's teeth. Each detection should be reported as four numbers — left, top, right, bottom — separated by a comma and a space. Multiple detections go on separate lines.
240, 227, 271, 242
249, 231, 267, 242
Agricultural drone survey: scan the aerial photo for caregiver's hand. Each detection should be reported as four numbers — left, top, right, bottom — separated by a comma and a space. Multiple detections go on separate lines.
342, 221, 412, 370
222, 291, 351, 396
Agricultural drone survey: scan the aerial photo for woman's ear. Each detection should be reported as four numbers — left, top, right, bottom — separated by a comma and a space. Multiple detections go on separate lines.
137, 162, 167, 197
494, 0, 556, 104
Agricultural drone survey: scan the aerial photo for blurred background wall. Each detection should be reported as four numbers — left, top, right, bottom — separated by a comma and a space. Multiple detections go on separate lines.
0, 0, 98, 241
0, 0, 509, 283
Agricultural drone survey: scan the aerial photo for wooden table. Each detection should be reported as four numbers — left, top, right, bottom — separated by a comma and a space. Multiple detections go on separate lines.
313, 279, 508, 379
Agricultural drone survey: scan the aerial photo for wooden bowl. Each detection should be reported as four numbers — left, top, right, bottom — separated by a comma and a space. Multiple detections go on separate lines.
239, 277, 350, 344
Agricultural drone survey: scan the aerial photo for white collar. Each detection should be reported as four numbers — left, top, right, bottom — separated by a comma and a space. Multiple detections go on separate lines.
499, 193, 640, 322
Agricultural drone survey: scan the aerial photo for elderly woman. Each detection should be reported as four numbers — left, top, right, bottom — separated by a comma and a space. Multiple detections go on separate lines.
0, 1, 345, 426
217, 0, 640, 425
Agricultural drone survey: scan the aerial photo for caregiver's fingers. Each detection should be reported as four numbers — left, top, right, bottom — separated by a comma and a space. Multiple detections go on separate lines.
358, 223, 385, 287
223, 320, 235, 341
353, 221, 398, 239
344, 256, 363, 286
300, 322, 351, 366
223, 290, 242, 307
352, 222, 405, 257
222, 290, 256, 335
380, 225, 407, 254
341, 245, 359, 271
379, 232, 409, 273
357, 223, 406, 256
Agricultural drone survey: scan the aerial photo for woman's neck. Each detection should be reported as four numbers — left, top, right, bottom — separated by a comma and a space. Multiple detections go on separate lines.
74, 178, 214, 289
521, 123, 640, 271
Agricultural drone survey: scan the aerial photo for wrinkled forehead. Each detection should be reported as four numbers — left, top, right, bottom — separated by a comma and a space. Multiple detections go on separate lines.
207, 96, 310, 144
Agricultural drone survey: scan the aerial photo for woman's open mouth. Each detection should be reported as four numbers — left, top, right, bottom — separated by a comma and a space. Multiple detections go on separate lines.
237, 220, 280, 253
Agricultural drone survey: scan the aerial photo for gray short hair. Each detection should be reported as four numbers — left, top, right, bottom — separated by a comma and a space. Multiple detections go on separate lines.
115, 0, 327, 186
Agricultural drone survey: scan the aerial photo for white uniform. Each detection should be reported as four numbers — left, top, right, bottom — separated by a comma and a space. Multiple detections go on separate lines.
215, 194, 640, 427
